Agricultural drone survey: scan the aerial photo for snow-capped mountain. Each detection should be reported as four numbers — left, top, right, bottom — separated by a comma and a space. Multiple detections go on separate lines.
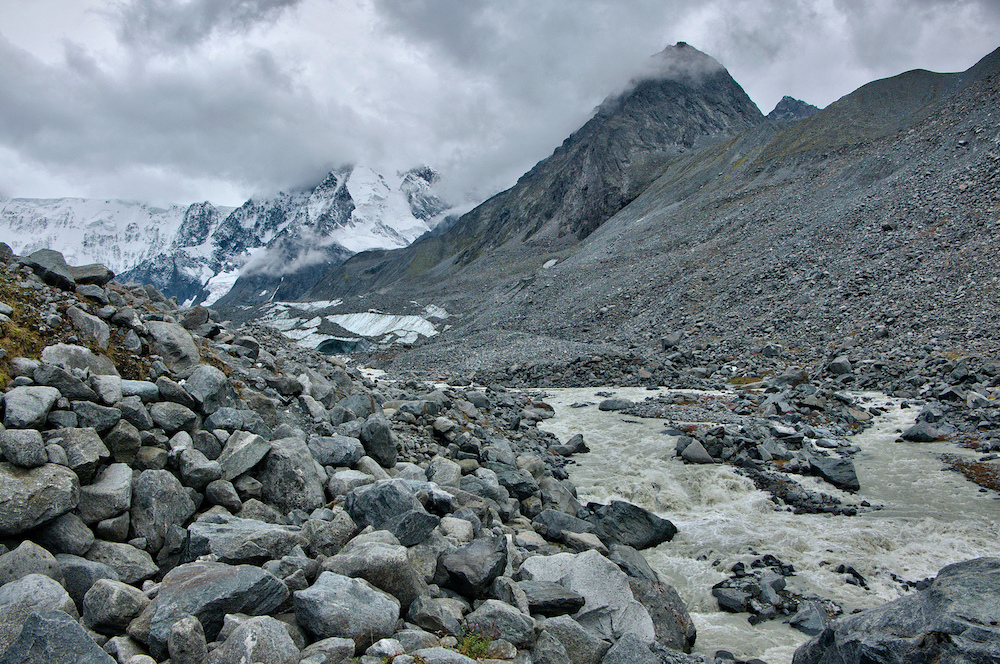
0, 165, 450, 306
0, 197, 196, 272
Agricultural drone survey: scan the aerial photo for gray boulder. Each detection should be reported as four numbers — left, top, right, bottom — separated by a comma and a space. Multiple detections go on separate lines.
0, 462, 79, 536
71, 401, 120, 432
681, 439, 716, 464
409, 647, 478, 664
33, 364, 99, 401
0, 429, 47, 468
809, 456, 860, 492
601, 632, 659, 664
792, 557, 1000, 664
183, 364, 236, 414
0, 541, 61, 586
178, 447, 222, 491
441, 535, 508, 599
259, 437, 326, 514
68, 263, 115, 286
66, 306, 110, 349
167, 614, 207, 664
307, 434, 363, 467
518, 550, 655, 643
542, 614, 610, 664
130, 469, 197, 553
40, 343, 117, 377
23, 249, 75, 290
2, 386, 60, 429
145, 321, 200, 373
518, 580, 586, 617
0, 574, 78, 653
146, 562, 289, 659
34, 512, 95, 555
78, 463, 132, 524
44, 427, 109, 483
103, 419, 142, 464
598, 398, 634, 411
323, 540, 428, 611
464, 599, 536, 648
343, 479, 424, 529
217, 431, 270, 481
586, 500, 676, 550
406, 595, 463, 636
149, 401, 198, 434
184, 514, 308, 564
209, 615, 298, 664
55, 554, 119, 607
359, 413, 399, 468
293, 571, 400, 653
84, 541, 158, 585
82, 578, 151, 634
0, 610, 114, 664
902, 422, 941, 442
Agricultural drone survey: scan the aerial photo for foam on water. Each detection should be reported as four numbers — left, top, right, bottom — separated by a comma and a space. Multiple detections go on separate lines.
538, 387, 1000, 664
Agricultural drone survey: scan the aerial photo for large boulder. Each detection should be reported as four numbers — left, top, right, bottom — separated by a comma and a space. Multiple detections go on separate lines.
217, 431, 270, 481
293, 571, 400, 654
130, 469, 197, 554
183, 364, 236, 414
809, 456, 860, 492
146, 562, 289, 659
84, 541, 158, 585
78, 463, 132, 524
184, 514, 308, 565
23, 249, 75, 290
0, 574, 78, 653
208, 615, 298, 664
68, 263, 115, 286
441, 535, 508, 599
2, 386, 60, 429
343, 479, 425, 530
0, 462, 79, 536
82, 578, 151, 634
145, 321, 200, 373
586, 500, 677, 550
463, 599, 536, 648
307, 434, 364, 467
323, 540, 428, 611
43, 427, 109, 483
259, 437, 326, 514
0, 610, 114, 664
359, 413, 399, 468
40, 343, 118, 377
518, 549, 655, 643
792, 557, 1000, 664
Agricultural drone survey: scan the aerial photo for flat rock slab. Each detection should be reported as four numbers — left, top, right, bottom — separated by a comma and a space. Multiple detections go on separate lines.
184, 514, 308, 565
518, 580, 586, 617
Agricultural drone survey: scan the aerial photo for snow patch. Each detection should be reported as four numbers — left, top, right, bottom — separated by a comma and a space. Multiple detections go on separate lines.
201, 268, 241, 306
326, 312, 438, 339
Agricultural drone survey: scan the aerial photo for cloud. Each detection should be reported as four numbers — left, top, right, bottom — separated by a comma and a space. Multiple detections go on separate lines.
0, 0, 998, 207
116, 0, 303, 51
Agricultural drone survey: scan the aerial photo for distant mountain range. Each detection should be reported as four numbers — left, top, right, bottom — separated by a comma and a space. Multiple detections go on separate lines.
0, 165, 450, 306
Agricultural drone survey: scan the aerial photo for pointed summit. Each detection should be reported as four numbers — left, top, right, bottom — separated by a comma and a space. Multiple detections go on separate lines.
767, 96, 820, 123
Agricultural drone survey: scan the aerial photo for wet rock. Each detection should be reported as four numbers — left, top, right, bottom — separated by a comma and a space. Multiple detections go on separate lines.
146, 562, 288, 659
0, 462, 80, 536
680, 438, 715, 464
793, 557, 1000, 664
788, 600, 828, 637
2, 386, 60, 429
293, 571, 400, 654
586, 500, 677, 550
0, 609, 114, 664
532, 509, 595, 541
599, 398, 634, 411
902, 421, 941, 442
809, 456, 860, 492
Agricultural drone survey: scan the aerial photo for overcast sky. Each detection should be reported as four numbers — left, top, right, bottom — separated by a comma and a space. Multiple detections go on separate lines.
2, 0, 999, 207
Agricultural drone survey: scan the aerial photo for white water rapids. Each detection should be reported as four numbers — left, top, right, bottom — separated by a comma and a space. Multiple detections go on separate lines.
536, 387, 1000, 664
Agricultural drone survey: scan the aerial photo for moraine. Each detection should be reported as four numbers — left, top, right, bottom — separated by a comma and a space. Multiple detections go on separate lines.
537, 386, 1000, 664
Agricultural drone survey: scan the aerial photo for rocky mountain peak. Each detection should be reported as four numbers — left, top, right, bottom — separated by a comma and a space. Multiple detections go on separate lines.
767, 95, 820, 123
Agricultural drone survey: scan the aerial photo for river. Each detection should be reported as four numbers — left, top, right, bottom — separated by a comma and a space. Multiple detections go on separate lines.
536, 386, 1000, 664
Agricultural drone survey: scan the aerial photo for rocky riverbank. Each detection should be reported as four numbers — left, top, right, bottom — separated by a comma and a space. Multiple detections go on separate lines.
0, 246, 998, 664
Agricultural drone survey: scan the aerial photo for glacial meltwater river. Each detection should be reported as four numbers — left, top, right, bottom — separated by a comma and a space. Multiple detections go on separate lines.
536, 387, 1000, 664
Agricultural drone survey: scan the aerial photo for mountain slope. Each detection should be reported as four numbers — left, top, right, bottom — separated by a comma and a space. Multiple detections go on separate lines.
299, 45, 1000, 374
304, 43, 764, 301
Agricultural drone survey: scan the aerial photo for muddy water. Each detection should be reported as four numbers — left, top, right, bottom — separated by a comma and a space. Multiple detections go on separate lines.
537, 387, 1000, 664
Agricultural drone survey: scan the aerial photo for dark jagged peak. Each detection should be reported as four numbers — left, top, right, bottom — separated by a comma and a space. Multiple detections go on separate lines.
400, 166, 449, 222
170, 201, 222, 250
767, 95, 820, 123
